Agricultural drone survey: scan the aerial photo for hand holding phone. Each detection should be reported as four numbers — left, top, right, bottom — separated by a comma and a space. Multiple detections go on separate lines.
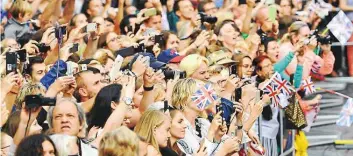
109, 55, 124, 81
6, 52, 17, 75
82, 23, 97, 33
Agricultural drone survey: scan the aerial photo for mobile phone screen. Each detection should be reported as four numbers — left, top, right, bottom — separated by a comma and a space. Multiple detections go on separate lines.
70, 43, 79, 53
6, 52, 17, 74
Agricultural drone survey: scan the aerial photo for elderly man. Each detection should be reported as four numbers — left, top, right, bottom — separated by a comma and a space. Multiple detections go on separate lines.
47, 99, 98, 156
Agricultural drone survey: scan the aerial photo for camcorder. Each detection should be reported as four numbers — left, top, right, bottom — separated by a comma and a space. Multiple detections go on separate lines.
160, 67, 187, 80
309, 29, 332, 45
24, 95, 56, 109
199, 12, 217, 24
34, 43, 51, 53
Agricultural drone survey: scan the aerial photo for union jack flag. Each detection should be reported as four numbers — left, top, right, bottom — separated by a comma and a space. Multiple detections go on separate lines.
336, 98, 353, 127
261, 72, 293, 107
300, 76, 316, 95
191, 83, 218, 110
263, 83, 280, 107
272, 73, 293, 96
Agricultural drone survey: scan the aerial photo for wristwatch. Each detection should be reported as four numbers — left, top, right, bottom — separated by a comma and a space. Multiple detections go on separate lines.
122, 97, 133, 106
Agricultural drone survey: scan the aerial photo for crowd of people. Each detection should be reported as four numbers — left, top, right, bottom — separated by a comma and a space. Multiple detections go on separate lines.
0, 0, 347, 155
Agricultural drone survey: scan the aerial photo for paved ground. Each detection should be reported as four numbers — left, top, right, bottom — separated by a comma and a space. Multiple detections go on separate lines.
305, 77, 353, 156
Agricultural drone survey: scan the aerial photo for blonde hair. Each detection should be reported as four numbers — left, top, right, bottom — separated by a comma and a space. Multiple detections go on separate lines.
281, 21, 308, 43
154, 83, 166, 102
10, 0, 33, 19
171, 78, 198, 110
179, 54, 209, 77
134, 110, 168, 154
99, 126, 140, 156
15, 83, 47, 110
93, 49, 115, 66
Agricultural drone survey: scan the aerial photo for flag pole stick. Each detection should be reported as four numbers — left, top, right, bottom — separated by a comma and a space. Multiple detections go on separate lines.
316, 87, 352, 99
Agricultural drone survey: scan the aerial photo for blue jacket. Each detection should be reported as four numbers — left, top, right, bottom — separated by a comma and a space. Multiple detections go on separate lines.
40, 60, 67, 89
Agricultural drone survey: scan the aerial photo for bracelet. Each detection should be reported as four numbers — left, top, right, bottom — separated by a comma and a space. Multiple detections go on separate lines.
143, 85, 154, 91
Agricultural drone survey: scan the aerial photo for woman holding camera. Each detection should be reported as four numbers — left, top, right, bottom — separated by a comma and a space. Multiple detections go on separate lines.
279, 21, 334, 80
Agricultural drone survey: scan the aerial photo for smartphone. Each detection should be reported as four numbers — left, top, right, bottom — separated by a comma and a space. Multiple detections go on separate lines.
116, 46, 136, 58
134, 43, 145, 53
82, 23, 97, 33
109, 55, 124, 81
269, 5, 277, 22
69, 43, 79, 53
16, 49, 27, 62
154, 35, 164, 46
127, 25, 133, 32
55, 26, 67, 39
144, 8, 157, 17
6, 52, 17, 74
35, 43, 51, 53
229, 64, 237, 76
235, 88, 242, 102
66, 61, 75, 76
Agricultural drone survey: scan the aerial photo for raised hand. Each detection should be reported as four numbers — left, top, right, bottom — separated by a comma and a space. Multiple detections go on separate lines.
1, 72, 20, 94
143, 67, 165, 87
48, 76, 76, 93
132, 55, 148, 77
59, 43, 74, 62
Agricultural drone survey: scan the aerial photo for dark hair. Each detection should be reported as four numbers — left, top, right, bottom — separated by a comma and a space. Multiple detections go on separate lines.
173, 0, 184, 13
261, 37, 276, 53
119, 15, 137, 35
81, 0, 92, 17
197, 0, 213, 12
97, 32, 110, 48
161, 31, 177, 50
3, 111, 21, 137
17, 32, 33, 47
252, 55, 270, 74
15, 134, 58, 156
88, 84, 123, 130
24, 56, 44, 76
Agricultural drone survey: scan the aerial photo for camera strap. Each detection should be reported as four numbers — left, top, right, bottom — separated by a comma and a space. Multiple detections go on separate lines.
195, 118, 202, 138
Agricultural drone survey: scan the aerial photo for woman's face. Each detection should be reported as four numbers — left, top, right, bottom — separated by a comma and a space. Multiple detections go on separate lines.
104, 20, 115, 33
170, 112, 187, 140
266, 41, 280, 62
30, 119, 42, 135
280, 0, 292, 16
219, 23, 241, 47
42, 140, 55, 156
106, 32, 122, 51
241, 57, 253, 78
166, 34, 180, 51
75, 14, 88, 28
104, 58, 114, 72
190, 62, 210, 81
154, 118, 171, 148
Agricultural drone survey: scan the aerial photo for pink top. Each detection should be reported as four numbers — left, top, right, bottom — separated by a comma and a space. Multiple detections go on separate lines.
279, 42, 334, 80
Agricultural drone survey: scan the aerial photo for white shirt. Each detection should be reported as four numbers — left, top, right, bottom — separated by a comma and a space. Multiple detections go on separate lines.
177, 117, 222, 156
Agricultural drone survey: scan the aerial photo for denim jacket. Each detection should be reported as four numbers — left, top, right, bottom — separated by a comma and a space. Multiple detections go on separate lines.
40, 60, 67, 89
